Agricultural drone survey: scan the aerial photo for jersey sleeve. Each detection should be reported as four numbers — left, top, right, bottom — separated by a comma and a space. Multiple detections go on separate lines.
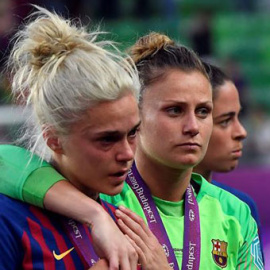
237, 203, 264, 270
0, 145, 66, 207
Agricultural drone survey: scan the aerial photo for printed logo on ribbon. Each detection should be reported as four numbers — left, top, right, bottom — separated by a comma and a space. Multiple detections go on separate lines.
211, 239, 228, 268
189, 209, 195, 222
91, 259, 96, 265
162, 244, 170, 257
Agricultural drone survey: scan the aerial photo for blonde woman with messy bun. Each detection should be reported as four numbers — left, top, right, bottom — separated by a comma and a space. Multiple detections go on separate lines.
0, 6, 142, 270
0, 32, 263, 269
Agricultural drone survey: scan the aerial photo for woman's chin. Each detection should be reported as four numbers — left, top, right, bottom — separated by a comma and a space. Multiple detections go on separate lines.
104, 182, 125, 196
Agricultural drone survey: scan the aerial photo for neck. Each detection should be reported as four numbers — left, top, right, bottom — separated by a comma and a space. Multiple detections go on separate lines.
135, 149, 193, 202
193, 165, 212, 182
52, 159, 99, 200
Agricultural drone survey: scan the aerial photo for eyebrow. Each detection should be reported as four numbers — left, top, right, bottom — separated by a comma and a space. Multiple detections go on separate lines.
97, 121, 141, 137
214, 112, 235, 120
163, 100, 212, 105
131, 121, 141, 131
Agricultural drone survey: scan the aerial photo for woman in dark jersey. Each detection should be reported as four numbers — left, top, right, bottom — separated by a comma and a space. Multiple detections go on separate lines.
194, 62, 264, 261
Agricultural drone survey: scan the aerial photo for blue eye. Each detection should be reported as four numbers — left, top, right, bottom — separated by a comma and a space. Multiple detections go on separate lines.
196, 107, 211, 118
100, 136, 117, 144
220, 119, 231, 127
167, 107, 181, 116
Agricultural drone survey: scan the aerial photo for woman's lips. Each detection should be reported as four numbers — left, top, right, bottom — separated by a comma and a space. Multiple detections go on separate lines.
178, 142, 201, 150
232, 149, 242, 158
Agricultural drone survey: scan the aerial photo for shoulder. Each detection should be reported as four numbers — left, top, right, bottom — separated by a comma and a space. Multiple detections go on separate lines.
195, 174, 247, 204
211, 180, 260, 225
211, 180, 256, 206
0, 144, 50, 171
193, 173, 254, 225
0, 193, 29, 213
0, 194, 27, 268
0, 145, 32, 165
194, 174, 259, 246
0, 145, 51, 190
0, 194, 34, 244
0, 194, 54, 225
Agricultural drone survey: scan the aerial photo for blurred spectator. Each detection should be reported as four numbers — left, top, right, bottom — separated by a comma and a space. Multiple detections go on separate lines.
0, 0, 16, 69
38, 0, 86, 18
0, 74, 10, 104
245, 106, 270, 165
133, 0, 152, 19
162, 0, 176, 19
234, 0, 256, 12
224, 57, 250, 118
0, 0, 17, 104
0, 0, 35, 104
190, 11, 213, 58
97, 0, 120, 19
13, 0, 33, 21
256, 0, 270, 11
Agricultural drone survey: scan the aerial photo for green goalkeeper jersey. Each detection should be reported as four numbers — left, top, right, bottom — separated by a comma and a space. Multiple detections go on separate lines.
101, 175, 263, 269
0, 145, 264, 269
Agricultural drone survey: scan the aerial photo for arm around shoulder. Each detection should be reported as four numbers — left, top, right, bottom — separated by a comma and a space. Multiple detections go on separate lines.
0, 145, 65, 207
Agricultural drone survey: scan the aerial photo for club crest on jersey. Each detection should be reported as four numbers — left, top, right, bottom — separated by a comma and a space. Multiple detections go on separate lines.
211, 239, 228, 268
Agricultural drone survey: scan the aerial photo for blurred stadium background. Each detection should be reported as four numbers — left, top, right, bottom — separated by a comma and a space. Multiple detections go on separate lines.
0, 0, 269, 266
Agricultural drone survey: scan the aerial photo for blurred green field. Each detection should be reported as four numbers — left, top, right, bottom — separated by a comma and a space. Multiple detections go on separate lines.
98, 0, 270, 112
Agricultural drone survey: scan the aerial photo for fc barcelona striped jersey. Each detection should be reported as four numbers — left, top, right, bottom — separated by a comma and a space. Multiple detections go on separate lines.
0, 194, 117, 269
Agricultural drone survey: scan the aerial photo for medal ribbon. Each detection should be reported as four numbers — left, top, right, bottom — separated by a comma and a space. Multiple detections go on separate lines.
63, 200, 142, 269
126, 162, 201, 270
63, 217, 99, 267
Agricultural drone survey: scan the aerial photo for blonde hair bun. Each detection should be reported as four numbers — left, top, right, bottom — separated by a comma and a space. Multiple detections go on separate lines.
7, 5, 140, 161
